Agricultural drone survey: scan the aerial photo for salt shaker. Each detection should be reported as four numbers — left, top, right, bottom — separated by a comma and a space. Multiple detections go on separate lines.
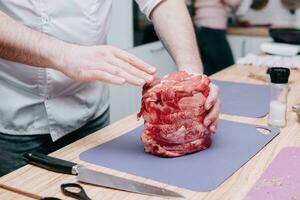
268, 67, 290, 127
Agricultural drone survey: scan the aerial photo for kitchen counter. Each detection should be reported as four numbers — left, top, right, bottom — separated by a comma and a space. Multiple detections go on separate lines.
226, 27, 269, 37
1, 65, 300, 200
0, 188, 30, 199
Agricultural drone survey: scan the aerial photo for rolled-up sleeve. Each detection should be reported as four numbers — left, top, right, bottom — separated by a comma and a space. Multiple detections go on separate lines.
135, 0, 165, 20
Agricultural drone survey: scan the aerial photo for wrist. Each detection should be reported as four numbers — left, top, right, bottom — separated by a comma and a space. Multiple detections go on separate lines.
178, 64, 204, 74
48, 42, 74, 72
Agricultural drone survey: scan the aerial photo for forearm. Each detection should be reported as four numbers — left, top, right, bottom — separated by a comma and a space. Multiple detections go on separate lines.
0, 11, 156, 86
0, 11, 66, 70
151, 0, 203, 74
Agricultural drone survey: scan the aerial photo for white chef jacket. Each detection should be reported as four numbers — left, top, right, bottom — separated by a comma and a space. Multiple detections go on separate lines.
0, 0, 162, 141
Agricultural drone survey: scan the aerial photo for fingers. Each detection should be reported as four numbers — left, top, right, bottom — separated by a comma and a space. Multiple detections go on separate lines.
204, 83, 220, 130
110, 63, 146, 86
204, 99, 220, 128
209, 115, 219, 133
78, 70, 126, 85
110, 58, 154, 86
113, 47, 157, 75
85, 59, 147, 86
205, 83, 219, 110
65, 45, 156, 86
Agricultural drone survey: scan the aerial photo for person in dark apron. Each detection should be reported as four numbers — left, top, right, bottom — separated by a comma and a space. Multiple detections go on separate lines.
192, 0, 240, 75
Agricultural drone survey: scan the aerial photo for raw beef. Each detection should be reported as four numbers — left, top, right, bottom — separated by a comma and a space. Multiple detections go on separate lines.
137, 71, 215, 157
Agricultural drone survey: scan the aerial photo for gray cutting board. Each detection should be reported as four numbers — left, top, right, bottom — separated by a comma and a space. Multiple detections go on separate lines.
212, 80, 270, 118
80, 120, 279, 192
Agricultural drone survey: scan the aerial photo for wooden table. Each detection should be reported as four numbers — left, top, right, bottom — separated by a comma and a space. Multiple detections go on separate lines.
226, 27, 269, 37
1, 65, 299, 200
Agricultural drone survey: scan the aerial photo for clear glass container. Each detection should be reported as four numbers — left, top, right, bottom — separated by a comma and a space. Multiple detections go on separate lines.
268, 83, 289, 127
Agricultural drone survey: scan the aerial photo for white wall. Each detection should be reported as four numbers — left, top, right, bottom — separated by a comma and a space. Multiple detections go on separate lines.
241, 0, 300, 25
107, 0, 133, 49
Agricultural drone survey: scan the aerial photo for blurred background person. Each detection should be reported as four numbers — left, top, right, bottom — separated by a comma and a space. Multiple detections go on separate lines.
191, 0, 240, 75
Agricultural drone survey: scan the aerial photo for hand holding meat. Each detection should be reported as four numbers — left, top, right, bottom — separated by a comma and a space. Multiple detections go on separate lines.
138, 71, 220, 157
204, 83, 220, 132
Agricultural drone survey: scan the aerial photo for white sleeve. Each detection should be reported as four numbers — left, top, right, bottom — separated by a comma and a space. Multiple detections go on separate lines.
135, 0, 165, 20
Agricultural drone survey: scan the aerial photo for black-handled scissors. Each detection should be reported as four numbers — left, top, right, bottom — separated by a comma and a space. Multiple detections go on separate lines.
60, 183, 91, 200
39, 183, 91, 200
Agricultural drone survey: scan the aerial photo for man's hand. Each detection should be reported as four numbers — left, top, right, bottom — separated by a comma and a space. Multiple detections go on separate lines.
59, 45, 156, 86
204, 83, 220, 132
0, 11, 156, 86
187, 70, 220, 133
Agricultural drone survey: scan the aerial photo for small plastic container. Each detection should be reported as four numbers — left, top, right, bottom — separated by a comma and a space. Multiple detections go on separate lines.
268, 67, 290, 127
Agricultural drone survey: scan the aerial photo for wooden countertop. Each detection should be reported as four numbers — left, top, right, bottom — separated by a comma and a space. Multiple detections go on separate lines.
1, 65, 300, 200
0, 188, 32, 200
226, 27, 269, 37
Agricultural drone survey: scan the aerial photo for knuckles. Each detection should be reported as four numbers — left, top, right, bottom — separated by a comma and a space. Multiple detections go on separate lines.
111, 69, 121, 76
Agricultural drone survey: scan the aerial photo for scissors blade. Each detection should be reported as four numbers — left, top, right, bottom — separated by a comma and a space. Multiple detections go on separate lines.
76, 166, 183, 198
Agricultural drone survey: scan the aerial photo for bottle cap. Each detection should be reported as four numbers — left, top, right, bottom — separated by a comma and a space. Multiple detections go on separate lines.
270, 67, 290, 84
